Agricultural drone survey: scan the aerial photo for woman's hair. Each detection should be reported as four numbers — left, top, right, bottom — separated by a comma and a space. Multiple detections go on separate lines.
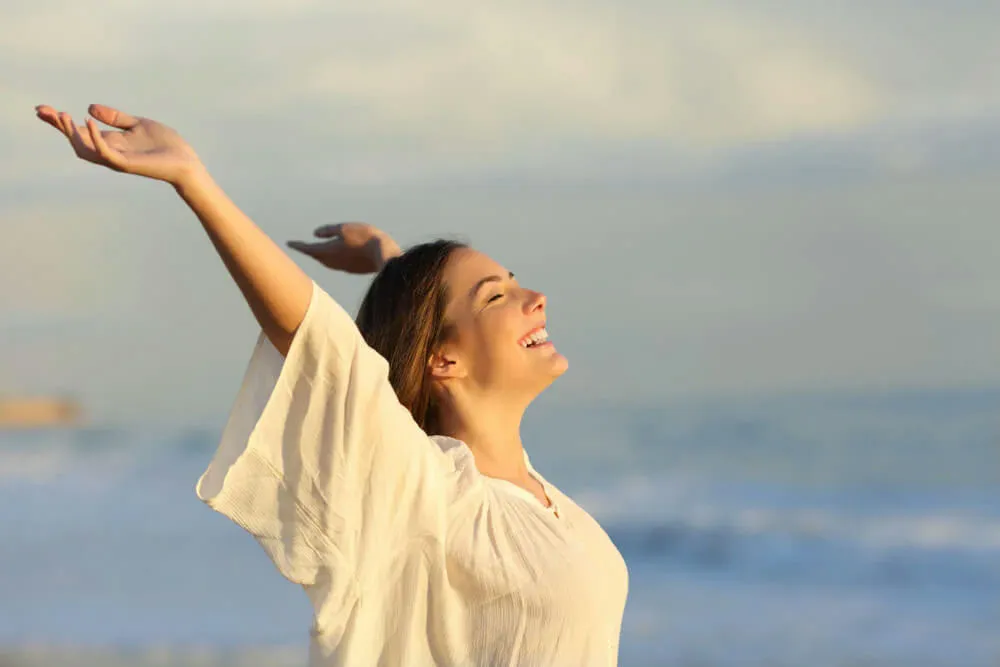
355, 238, 468, 434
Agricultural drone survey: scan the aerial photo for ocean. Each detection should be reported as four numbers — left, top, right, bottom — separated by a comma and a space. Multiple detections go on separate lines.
1, 387, 997, 667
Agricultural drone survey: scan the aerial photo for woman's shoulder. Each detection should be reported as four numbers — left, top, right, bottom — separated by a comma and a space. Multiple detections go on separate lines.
428, 434, 469, 457
430, 435, 478, 472
429, 435, 483, 491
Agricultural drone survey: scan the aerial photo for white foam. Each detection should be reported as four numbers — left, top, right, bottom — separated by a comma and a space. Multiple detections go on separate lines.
574, 470, 1000, 551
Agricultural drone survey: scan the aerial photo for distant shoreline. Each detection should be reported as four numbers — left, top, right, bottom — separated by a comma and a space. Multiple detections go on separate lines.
0, 396, 82, 429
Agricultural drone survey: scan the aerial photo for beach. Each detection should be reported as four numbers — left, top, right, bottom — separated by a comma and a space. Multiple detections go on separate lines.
1, 387, 997, 667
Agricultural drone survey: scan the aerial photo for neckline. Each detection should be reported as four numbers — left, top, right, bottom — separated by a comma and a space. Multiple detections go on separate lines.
486, 462, 561, 519
487, 471, 559, 513
436, 436, 561, 518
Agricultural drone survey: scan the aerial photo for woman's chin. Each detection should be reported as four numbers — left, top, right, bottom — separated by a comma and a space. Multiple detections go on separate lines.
550, 351, 569, 376
531, 360, 567, 399
539, 351, 569, 381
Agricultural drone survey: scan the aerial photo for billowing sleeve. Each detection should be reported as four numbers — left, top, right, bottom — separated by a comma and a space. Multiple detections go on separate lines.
196, 279, 457, 613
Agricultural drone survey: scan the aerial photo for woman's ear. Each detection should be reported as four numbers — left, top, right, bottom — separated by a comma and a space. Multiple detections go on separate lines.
428, 349, 467, 380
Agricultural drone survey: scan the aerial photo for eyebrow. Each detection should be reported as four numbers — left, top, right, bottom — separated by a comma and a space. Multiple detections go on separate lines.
471, 271, 515, 299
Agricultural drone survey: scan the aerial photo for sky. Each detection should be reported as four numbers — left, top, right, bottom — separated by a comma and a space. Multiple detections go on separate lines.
2, 0, 999, 426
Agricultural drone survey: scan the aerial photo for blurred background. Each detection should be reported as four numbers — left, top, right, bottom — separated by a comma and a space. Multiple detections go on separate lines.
2, 1, 999, 665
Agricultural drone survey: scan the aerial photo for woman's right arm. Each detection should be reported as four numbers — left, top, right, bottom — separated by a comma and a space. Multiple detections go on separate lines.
37, 105, 469, 618
173, 171, 311, 357
36, 103, 310, 357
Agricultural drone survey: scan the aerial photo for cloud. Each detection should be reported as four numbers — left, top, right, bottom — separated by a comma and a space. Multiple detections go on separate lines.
6, 0, 998, 188
2, 1, 880, 152
215, 3, 880, 148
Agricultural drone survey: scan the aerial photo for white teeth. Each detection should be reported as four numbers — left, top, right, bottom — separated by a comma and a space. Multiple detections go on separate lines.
521, 327, 549, 347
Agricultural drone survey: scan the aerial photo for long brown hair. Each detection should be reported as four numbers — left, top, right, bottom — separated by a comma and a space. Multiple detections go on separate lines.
355, 239, 467, 434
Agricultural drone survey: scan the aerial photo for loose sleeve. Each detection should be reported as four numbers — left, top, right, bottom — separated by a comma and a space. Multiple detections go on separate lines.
196, 279, 457, 613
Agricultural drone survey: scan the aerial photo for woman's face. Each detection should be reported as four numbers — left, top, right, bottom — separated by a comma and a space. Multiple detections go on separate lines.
434, 247, 568, 400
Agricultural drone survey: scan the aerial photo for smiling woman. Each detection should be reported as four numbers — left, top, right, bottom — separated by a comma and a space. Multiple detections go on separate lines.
35, 103, 629, 666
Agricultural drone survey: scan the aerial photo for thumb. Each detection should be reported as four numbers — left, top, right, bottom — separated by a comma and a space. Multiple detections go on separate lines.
88, 104, 139, 130
314, 223, 343, 238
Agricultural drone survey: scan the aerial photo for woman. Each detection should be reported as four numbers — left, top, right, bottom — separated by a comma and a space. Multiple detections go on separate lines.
35, 103, 629, 666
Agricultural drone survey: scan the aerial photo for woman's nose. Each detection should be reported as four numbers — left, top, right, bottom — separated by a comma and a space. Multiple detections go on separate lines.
527, 290, 546, 313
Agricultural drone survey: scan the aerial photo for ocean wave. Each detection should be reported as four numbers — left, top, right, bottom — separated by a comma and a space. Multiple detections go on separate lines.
0, 426, 215, 482
579, 473, 1000, 588
4, 425, 999, 591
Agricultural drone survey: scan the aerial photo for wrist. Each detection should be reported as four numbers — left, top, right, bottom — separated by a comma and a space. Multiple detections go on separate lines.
171, 163, 213, 196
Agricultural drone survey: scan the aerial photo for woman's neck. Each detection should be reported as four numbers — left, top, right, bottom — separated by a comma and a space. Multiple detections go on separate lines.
438, 404, 531, 483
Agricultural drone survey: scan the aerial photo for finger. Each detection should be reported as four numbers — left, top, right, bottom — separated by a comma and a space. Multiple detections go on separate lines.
65, 116, 110, 168
57, 111, 74, 138
35, 105, 63, 131
89, 104, 140, 130
35, 104, 58, 120
38, 113, 63, 132
287, 240, 326, 256
314, 223, 343, 238
288, 240, 347, 261
65, 115, 95, 153
287, 240, 311, 254
87, 118, 128, 171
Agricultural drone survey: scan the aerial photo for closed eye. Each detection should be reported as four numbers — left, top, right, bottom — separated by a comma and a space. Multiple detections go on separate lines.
488, 293, 504, 303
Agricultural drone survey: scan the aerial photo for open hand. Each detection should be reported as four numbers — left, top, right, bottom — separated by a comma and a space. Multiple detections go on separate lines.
287, 222, 402, 274
35, 104, 204, 186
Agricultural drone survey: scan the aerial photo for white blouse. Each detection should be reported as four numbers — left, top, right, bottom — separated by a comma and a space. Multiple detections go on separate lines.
196, 280, 629, 666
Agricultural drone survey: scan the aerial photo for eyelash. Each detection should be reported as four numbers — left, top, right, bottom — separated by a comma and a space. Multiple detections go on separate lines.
488, 293, 504, 303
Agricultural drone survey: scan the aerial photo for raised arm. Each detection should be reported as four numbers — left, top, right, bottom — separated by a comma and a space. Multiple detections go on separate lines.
35, 103, 310, 356
174, 171, 312, 356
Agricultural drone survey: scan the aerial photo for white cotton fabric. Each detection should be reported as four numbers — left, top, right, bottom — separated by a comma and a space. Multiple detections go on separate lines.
196, 280, 629, 667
